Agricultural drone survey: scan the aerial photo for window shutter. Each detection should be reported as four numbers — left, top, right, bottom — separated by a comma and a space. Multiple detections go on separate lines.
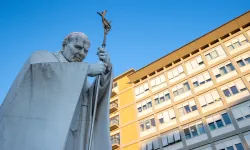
177, 84, 184, 89
137, 103, 141, 108
173, 130, 181, 141
197, 75, 205, 83
169, 109, 176, 119
150, 79, 156, 87
167, 132, 174, 144
140, 86, 144, 93
161, 135, 168, 147
155, 77, 160, 85
196, 55, 203, 63
217, 45, 226, 56
144, 83, 149, 91
213, 114, 222, 121
147, 140, 153, 150
185, 62, 192, 72
224, 41, 231, 47
191, 59, 199, 68
211, 90, 220, 100
212, 68, 220, 76
203, 72, 211, 81
238, 34, 247, 42
241, 106, 250, 117
198, 96, 207, 107
163, 111, 170, 122
168, 71, 173, 79
232, 109, 243, 120
135, 88, 140, 95
153, 138, 160, 150
173, 68, 179, 77
160, 74, 166, 82
235, 80, 246, 90
242, 54, 250, 60
232, 38, 238, 44
191, 77, 198, 83
172, 87, 177, 92
206, 117, 214, 124
189, 100, 196, 107
177, 65, 184, 73
157, 113, 163, 119
205, 93, 214, 104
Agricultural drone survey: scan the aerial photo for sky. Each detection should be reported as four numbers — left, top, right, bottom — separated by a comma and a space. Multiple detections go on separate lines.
0, 0, 249, 105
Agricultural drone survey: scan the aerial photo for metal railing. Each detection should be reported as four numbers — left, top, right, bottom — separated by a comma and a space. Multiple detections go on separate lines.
110, 119, 119, 126
111, 138, 120, 145
110, 102, 118, 109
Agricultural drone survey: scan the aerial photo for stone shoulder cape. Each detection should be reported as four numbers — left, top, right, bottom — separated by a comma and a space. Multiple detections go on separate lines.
0, 51, 113, 150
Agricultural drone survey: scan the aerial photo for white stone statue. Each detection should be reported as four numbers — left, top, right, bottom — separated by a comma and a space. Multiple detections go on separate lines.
0, 32, 113, 150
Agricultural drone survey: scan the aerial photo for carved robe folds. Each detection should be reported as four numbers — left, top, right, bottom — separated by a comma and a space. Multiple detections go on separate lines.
0, 51, 112, 150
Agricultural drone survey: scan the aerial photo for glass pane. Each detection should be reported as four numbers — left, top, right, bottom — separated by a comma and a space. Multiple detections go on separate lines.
237, 60, 246, 67
215, 119, 224, 128
184, 105, 191, 114
226, 146, 234, 150
159, 118, 164, 124
227, 45, 234, 51
226, 63, 235, 72
173, 91, 178, 96
190, 125, 198, 137
145, 121, 150, 129
223, 89, 231, 97
230, 86, 239, 95
140, 123, 144, 131
222, 113, 232, 125
143, 105, 147, 110
184, 128, 191, 139
235, 143, 244, 150
245, 57, 250, 64
183, 82, 190, 91
151, 118, 156, 127
191, 105, 197, 111
155, 98, 159, 105
138, 107, 142, 112
193, 81, 199, 87
165, 93, 170, 100
197, 124, 205, 134
147, 101, 152, 108
178, 88, 184, 94
211, 50, 219, 59
206, 54, 212, 61
208, 122, 216, 131
160, 96, 165, 103
233, 42, 240, 48
219, 66, 228, 75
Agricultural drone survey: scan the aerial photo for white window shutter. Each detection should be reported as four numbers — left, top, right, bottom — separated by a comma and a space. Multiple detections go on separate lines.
135, 88, 140, 95
213, 114, 221, 121
177, 84, 183, 89
169, 109, 176, 119
211, 90, 220, 100
155, 77, 160, 85
232, 109, 243, 120
216, 45, 226, 56
161, 135, 168, 147
206, 117, 214, 124
159, 93, 164, 98
153, 138, 160, 150
196, 55, 203, 63
205, 93, 214, 104
212, 68, 220, 76
160, 74, 166, 82
173, 68, 179, 77
157, 113, 163, 119
172, 87, 177, 92
242, 54, 250, 60
198, 96, 207, 107
185, 62, 192, 72
197, 75, 205, 83
150, 79, 156, 87
142, 101, 147, 106
224, 41, 231, 47
189, 100, 196, 107
144, 83, 149, 90
191, 77, 198, 83
191, 59, 199, 68
177, 65, 184, 73
137, 103, 141, 108
235, 80, 246, 90
168, 71, 174, 79
163, 111, 170, 122
140, 86, 144, 93
238, 34, 247, 42
173, 130, 181, 141
232, 38, 238, 44
167, 132, 174, 144
203, 71, 211, 81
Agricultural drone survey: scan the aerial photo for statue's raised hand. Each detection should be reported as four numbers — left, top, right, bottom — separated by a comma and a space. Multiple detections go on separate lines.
88, 61, 107, 77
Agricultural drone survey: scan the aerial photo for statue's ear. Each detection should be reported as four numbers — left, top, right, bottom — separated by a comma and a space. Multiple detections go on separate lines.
62, 41, 67, 49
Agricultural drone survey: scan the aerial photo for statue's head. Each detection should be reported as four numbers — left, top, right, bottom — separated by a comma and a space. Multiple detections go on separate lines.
61, 32, 90, 62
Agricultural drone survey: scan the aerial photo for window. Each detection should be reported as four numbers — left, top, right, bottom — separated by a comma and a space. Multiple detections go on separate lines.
110, 116, 119, 126
235, 52, 250, 69
183, 121, 206, 139
140, 117, 156, 132
111, 134, 120, 145
177, 99, 197, 117
215, 136, 244, 150
150, 74, 166, 87
161, 129, 182, 147
142, 138, 160, 150
135, 82, 149, 97
232, 101, 250, 122
172, 82, 191, 97
205, 45, 226, 62
137, 99, 152, 114
157, 108, 176, 124
206, 112, 232, 131
212, 61, 236, 79
224, 34, 249, 51
185, 55, 204, 74
154, 90, 171, 106
167, 65, 184, 80
113, 82, 118, 88
191, 71, 212, 88
198, 90, 221, 108
221, 79, 248, 98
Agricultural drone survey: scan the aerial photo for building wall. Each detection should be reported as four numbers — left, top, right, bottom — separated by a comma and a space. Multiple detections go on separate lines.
110, 12, 250, 150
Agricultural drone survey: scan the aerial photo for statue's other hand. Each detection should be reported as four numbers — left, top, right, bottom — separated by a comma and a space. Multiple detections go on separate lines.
87, 61, 107, 77
97, 47, 111, 72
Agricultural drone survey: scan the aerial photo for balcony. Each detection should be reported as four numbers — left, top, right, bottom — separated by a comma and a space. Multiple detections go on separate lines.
110, 119, 119, 131
111, 87, 118, 97
110, 102, 118, 113
111, 138, 120, 149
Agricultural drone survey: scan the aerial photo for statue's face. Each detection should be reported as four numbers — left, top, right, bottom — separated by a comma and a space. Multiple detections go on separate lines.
62, 33, 90, 62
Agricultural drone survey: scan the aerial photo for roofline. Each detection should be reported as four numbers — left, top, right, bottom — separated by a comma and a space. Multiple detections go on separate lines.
128, 10, 250, 83
113, 68, 135, 82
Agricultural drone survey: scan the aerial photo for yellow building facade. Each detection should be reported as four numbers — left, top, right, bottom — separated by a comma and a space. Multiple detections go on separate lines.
110, 11, 250, 150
